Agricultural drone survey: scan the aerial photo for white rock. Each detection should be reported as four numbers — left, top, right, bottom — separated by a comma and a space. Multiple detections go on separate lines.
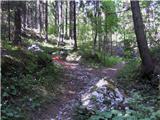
92, 91, 104, 103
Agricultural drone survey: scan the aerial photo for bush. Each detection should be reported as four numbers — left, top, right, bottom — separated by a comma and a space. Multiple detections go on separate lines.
117, 59, 141, 89
48, 25, 57, 35
103, 54, 122, 67
79, 40, 123, 67
151, 46, 160, 75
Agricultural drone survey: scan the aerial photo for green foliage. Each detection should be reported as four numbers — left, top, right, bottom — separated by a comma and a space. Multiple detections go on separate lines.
97, 52, 123, 67
88, 107, 160, 120
77, 23, 92, 45
79, 42, 122, 68
102, 0, 118, 32
2, 42, 62, 120
48, 25, 57, 35
73, 105, 93, 120
117, 59, 140, 88
76, 91, 159, 120
80, 51, 159, 120
1, 104, 26, 120
151, 46, 160, 63
2, 64, 60, 120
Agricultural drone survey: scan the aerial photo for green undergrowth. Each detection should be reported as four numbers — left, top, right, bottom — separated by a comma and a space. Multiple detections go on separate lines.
1, 41, 62, 120
74, 62, 160, 120
117, 59, 141, 89
79, 46, 122, 68
74, 47, 160, 120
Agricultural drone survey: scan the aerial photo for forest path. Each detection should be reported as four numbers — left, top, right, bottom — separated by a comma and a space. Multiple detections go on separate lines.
34, 58, 125, 120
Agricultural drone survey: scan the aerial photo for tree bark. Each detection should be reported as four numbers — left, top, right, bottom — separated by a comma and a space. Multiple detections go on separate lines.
14, 3, 21, 45
45, 0, 48, 42
39, 1, 42, 36
131, 1, 154, 76
8, 1, 11, 41
57, 1, 62, 45
70, 1, 77, 50
73, 0, 77, 50
69, 1, 72, 39
31, 6, 34, 28
22, 1, 26, 29
27, 3, 29, 28
36, 0, 40, 30
55, 1, 59, 36
65, 1, 68, 38
93, 1, 99, 55
61, 1, 64, 42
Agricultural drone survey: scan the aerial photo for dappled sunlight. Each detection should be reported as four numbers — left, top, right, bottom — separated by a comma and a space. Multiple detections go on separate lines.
66, 52, 82, 62
95, 77, 109, 87
3, 54, 22, 63
3, 54, 15, 60
86, 68, 94, 71
41, 42, 55, 48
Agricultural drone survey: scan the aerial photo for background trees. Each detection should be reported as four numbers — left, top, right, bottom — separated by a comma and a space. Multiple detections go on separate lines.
1, 0, 160, 120
1, 0, 159, 76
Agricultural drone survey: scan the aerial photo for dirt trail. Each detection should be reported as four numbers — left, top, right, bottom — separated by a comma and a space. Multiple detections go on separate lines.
33, 60, 125, 120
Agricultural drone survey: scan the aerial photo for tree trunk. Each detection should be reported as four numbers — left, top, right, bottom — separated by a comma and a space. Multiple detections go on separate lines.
69, 1, 77, 50
23, 1, 26, 29
110, 33, 113, 55
31, 6, 34, 28
55, 1, 59, 36
27, 3, 29, 28
65, 1, 68, 38
14, 4, 21, 45
61, 1, 64, 42
39, 1, 42, 36
131, 1, 154, 76
69, 1, 72, 39
93, 1, 99, 55
45, 0, 48, 42
8, 1, 11, 41
98, 7, 102, 52
29, 4, 32, 28
57, 1, 62, 45
73, 0, 77, 50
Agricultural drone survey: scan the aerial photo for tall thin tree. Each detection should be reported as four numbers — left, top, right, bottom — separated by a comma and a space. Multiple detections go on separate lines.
45, 0, 48, 41
65, 1, 68, 38
8, 1, 11, 41
70, 0, 77, 50
14, 2, 22, 45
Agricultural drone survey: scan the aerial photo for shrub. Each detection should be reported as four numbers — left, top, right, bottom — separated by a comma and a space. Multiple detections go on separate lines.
48, 25, 57, 35
103, 54, 122, 67
117, 59, 141, 89
79, 40, 123, 67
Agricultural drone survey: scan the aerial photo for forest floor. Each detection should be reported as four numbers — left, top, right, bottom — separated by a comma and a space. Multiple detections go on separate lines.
33, 56, 125, 120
